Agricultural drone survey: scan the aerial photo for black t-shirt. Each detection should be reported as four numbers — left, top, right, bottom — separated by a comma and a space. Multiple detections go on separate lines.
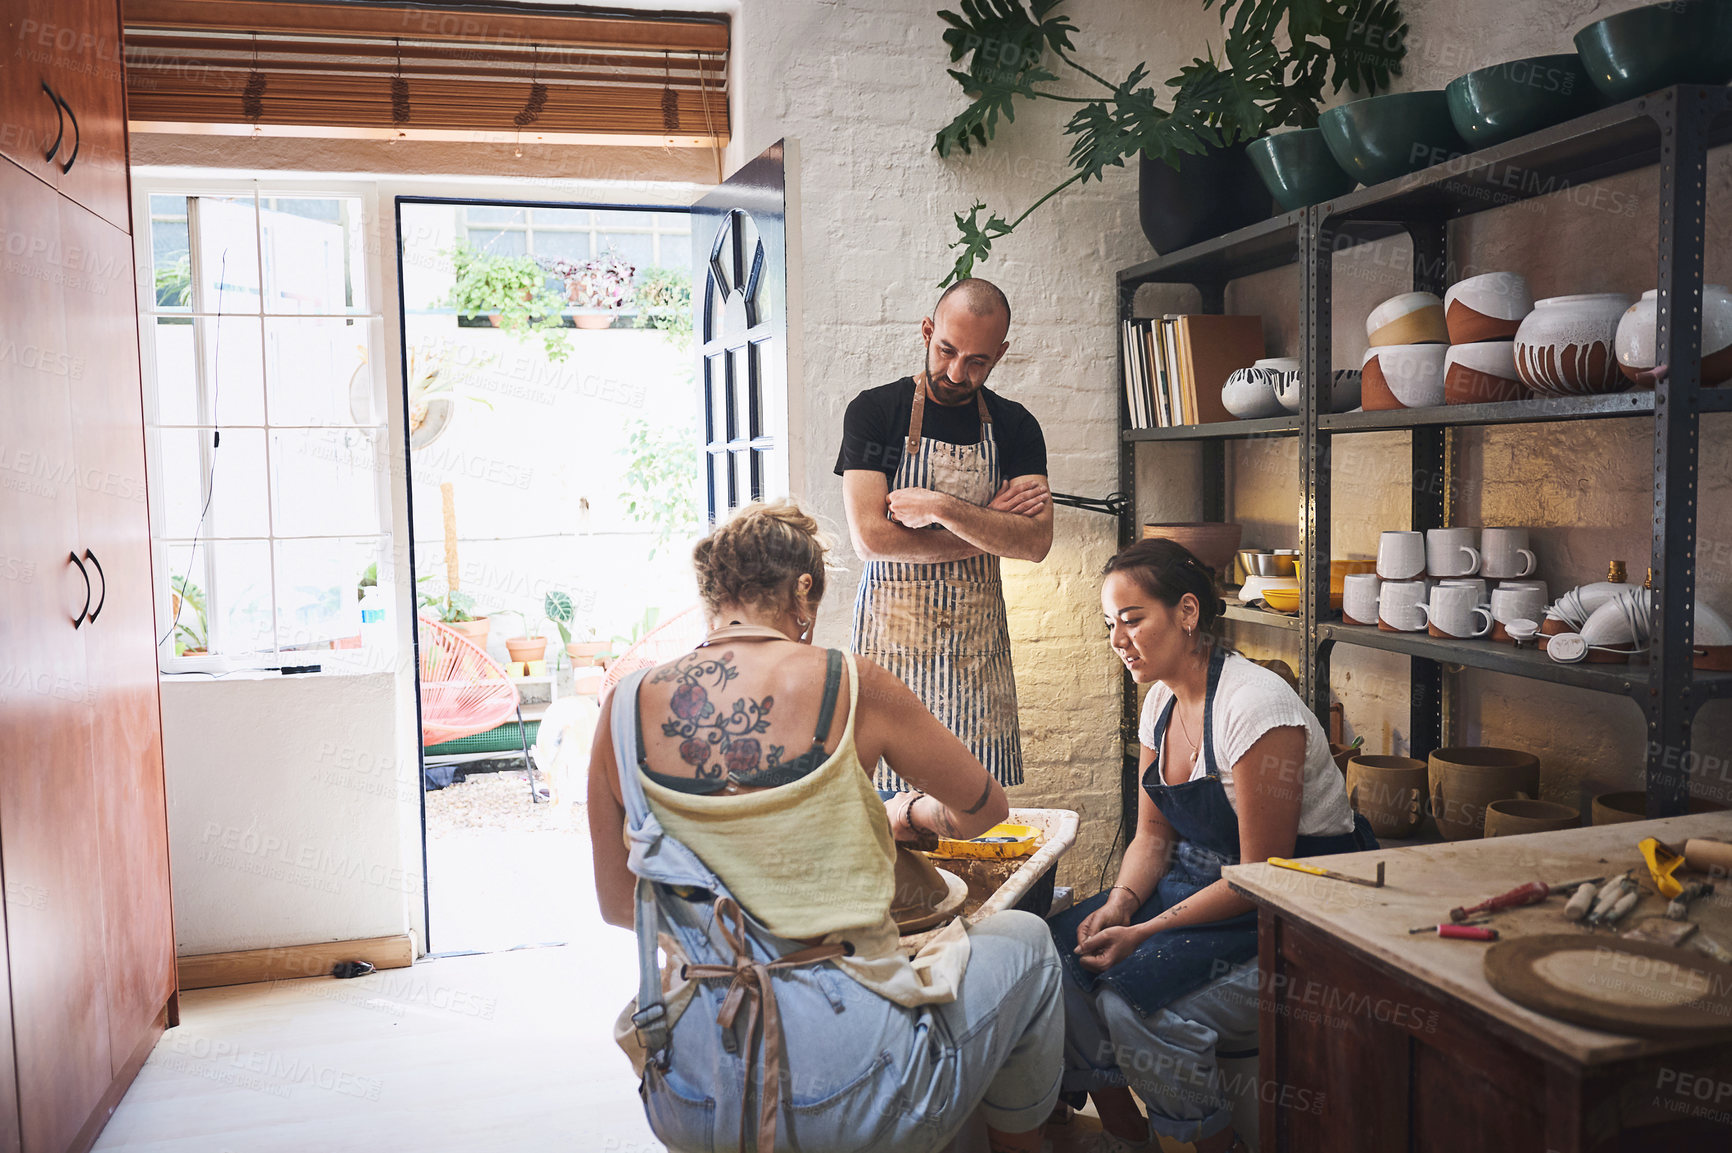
833, 377, 1047, 481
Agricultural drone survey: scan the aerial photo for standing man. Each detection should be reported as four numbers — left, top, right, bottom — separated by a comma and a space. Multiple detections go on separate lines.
836, 278, 1052, 791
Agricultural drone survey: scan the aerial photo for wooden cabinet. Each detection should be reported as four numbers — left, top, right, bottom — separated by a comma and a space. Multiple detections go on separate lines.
0, 1, 175, 1149
0, 0, 131, 231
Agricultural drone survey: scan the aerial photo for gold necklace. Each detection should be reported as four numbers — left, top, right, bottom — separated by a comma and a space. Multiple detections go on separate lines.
1172, 701, 1202, 767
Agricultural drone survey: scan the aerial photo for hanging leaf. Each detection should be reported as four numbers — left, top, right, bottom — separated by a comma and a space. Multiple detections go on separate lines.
933, 0, 1075, 154
945, 202, 1014, 285
934, 62, 1059, 157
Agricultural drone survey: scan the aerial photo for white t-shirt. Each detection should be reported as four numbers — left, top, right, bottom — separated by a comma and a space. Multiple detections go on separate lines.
1138, 652, 1355, 838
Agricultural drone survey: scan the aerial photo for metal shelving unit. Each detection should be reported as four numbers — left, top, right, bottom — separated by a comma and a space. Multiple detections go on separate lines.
1115, 85, 1732, 833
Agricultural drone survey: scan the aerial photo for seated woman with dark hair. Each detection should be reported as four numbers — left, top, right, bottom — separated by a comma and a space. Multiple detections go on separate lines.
588, 500, 1063, 1153
1049, 538, 1376, 1153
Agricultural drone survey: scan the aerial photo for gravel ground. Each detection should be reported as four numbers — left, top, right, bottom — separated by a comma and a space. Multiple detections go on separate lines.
425, 769, 588, 835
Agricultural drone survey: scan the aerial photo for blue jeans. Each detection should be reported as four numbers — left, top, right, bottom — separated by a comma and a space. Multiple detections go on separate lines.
644, 910, 1065, 1152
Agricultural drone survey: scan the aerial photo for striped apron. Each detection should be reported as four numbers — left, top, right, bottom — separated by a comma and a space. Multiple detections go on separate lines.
851, 385, 1023, 789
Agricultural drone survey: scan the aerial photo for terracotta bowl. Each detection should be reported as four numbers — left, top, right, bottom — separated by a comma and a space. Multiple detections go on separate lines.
1367, 291, 1449, 347
1428, 746, 1541, 841
1592, 790, 1728, 825
1444, 341, 1526, 406
1346, 755, 1429, 839
1362, 343, 1447, 410
1443, 272, 1533, 343
1514, 293, 1633, 397
1484, 798, 1580, 838
1142, 522, 1244, 573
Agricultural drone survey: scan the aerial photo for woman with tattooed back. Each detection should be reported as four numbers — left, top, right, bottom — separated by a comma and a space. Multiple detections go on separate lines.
588, 501, 1063, 1153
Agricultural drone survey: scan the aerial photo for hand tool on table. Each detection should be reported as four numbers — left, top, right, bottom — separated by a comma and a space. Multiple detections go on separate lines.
1667, 881, 1715, 921
1448, 877, 1604, 923
1565, 881, 1598, 922
1684, 838, 1732, 876
1586, 874, 1637, 927
1409, 917, 1491, 933
1435, 924, 1499, 941
1639, 837, 1687, 899
1267, 857, 1384, 887
1694, 934, 1732, 966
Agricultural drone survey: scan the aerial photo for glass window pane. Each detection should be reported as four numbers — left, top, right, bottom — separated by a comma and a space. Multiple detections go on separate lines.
201, 315, 267, 426
150, 317, 199, 425
192, 195, 261, 315
260, 197, 360, 315
150, 203, 192, 311
464, 229, 526, 257
532, 230, 590, 263
656, 232, 691, 271
156, 428, 271, 539
596, 233, 652, 269
264, 317, 382, 426
597, 210, 653, 228
531, 207, 590, 228
270, 428, 381, 537
275, 537, 381, 650
464, 206, 526, 226
166, 540, 275, 656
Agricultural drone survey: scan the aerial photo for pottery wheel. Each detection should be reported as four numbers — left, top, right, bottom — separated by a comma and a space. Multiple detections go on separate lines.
1484, 934, 1732, 1037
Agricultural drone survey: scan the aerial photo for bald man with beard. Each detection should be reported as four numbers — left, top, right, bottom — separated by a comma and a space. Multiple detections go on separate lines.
835, 278, 1052, 792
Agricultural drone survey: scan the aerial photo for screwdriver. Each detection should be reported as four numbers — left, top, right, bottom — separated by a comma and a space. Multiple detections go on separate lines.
1449, 877, 1604, 922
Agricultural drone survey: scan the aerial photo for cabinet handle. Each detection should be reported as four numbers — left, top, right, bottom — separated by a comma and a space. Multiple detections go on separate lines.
55, 92, 79, 174
68, 551, 91, 629
41, 82, 64, 164
83, 549, 106, 623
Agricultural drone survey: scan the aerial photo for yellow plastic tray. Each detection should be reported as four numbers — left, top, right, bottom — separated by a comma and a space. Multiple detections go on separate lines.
929, 823, 1042, 860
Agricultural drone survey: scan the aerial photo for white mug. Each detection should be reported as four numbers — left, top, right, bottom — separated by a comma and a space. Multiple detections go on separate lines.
1426, 527, 1481, 577
1377, 531, 1426, 580
1439, 577, 1488, 604
1481, 527, 1538, 579
1342, 573, 1382, 626
1379, 579, 1431, 632
1490, 585, 1549, 642
1424, 583, 1494, 638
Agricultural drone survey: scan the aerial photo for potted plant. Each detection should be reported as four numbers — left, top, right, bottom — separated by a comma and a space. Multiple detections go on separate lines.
419, 583, 489, 648
443, 243, 571, 361
633, 266, 694, 349
549, 250, 636, 329
170, 574, 208, 656
496, 608, 551, 665
564, 624, 613, 669
932, 0, 1407, 278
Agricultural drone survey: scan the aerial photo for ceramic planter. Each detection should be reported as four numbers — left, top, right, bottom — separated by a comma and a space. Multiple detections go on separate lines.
1367, 291, 1448, 347
566, 641, 613, 668
1513, 293, 1633, 396
1222, 358, 1297, 419
1346, 755, 1428, 839
506, 635, 549, 663
1319, 91, 1464, 187
1362, 343, 1447, 410
1574, 0, 1732, 104
1592, 790, 1727, 824
1443, 272, 1533, 343
1139, 143, 1273, 256
448, 616, 491, 649
1614, 285, 1732, 387
1483, 798, 1580, 837
1444, 341, 1525, 405
1445, 54, 1602, 148
1246, 128, 1356, 212
1428, 746, 1541, 841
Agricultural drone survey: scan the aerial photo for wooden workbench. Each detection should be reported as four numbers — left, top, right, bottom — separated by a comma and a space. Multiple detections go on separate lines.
1224, 813, 1732, 1152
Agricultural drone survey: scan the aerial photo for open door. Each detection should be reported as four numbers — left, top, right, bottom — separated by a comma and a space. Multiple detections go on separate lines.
694, 140, 791, 523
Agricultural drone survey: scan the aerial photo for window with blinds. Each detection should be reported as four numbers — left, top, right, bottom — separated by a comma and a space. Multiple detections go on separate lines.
122, 0, 730, 145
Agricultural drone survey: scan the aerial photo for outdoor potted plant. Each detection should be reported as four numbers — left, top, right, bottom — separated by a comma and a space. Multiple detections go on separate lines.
497, 608, 551, 665
549, 250, 636, 329
564, 623, 613, 669
443, 243, 571, 361
633, 266, 694, 349
419, 583, 490, 648
931, 0, 1408, 278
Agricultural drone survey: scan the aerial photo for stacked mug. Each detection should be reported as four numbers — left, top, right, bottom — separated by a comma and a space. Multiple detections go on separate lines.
1356, 527, 1544, 639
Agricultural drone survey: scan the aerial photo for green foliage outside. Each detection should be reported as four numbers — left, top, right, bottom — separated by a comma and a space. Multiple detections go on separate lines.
443, 244, 572, 362
170, 574, 208, 655
155, 254, 192, 308
619, 417, 700, 559
933, 0, 1407, 283
634, 266, 694, 350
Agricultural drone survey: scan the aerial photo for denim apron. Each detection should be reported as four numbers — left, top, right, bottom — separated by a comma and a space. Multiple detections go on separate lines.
852, 383, 1023, 789
1050, 648, 1376, 1015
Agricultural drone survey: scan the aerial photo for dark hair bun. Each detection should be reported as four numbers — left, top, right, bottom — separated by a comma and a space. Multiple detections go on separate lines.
1101, 538, 1223, 632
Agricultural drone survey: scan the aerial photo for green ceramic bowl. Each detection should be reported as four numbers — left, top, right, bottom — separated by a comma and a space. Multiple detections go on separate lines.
1247, 128, 1358, 210
1319, 91, 1464, 188
1575, 0, 1732, 103
1446, 54, 1603, 147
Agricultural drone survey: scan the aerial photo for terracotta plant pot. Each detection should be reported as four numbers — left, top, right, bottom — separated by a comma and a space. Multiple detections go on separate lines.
1428, 746, 1540, 841
566, 641, 613, 668
1513, 293, 1633, 397
1444, 341, 1526, 405
506, 636, 548, 663
1484, 798, 1580, 838
572, 312, 616, 330
1592, 790, 1728, 825
447, 617, 490, 648
1346, 755, 1428, 839
1362, 343, 1447, 410
1614, 285, 1732, 388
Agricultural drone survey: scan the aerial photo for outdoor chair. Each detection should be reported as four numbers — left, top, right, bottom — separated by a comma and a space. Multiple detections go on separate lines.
418, 616, 539, 800
601, 604, 706, 692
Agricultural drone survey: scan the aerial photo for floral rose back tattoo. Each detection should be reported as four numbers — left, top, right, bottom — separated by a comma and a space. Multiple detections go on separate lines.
651, 650, 788, 784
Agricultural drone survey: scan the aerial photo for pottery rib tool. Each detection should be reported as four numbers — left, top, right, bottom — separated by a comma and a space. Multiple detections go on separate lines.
1621, 916, 1698, 948
1639, 837, 1686, 899
1667, 882, 1715, 921
1267, 858, 1385, 888
1448, 877, 1604, 922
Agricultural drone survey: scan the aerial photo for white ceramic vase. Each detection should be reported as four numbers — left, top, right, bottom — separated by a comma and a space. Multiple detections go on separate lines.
1221, 358, 1297, 419
1614, 285, 1732, 388
1513, 293, 1633, 397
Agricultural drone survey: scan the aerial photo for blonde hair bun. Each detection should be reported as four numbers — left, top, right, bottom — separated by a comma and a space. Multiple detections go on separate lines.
692, 500, 829, 619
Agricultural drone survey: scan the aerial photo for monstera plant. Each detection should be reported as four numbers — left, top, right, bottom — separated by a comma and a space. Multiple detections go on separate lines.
934, 0, 1407, 282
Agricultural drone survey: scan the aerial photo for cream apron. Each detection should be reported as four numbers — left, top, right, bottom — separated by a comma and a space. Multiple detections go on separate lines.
851, 384, 1023, 789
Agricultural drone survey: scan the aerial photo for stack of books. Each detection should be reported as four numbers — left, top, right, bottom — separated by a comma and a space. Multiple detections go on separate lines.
1121, 313, 1265, 429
